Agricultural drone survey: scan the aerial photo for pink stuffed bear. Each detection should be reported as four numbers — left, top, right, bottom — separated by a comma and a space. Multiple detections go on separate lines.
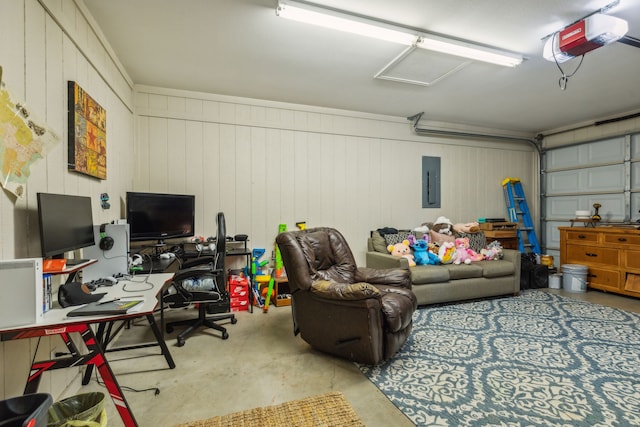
453, 237, 483, 265
387, 240, 416, 267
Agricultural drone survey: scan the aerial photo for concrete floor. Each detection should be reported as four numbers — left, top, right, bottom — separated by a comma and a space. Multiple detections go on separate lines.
77, 288, 640, 427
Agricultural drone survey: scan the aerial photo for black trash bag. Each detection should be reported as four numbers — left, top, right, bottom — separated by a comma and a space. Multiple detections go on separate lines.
47, 392, 106, 427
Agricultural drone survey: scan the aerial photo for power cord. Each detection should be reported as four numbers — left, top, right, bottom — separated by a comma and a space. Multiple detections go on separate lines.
551, 32, 585, 91
94, 369, 160, 395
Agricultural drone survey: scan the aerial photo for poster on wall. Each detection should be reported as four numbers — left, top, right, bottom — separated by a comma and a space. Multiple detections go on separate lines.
0, 67, 61, 198
67, 81, 106, 179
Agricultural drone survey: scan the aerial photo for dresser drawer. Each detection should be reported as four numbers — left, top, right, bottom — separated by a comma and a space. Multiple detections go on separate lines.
564, 230, 599, 244
586, 267, 620, 292
603, 234, 640, 246
623, 250, 640, 271
565, 245, 619, 267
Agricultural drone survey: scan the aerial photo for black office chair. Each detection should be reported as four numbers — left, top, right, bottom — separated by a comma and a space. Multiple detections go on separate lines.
164, 212, 237, 346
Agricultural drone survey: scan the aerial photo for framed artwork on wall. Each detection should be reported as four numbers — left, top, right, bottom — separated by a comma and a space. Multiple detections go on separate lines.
67, 81, 107, 179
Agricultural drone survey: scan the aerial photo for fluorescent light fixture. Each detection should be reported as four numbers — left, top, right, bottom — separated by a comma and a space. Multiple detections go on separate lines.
418, 35, 523, 67
276, 1, 523, 67
276, 1, 416, 45
543, 13, 628, 63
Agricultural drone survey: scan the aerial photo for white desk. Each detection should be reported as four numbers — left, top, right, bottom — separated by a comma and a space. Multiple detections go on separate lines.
0, 273, 174, 427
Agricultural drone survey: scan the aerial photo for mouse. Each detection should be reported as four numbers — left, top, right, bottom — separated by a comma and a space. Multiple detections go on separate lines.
160, 253, 175, 260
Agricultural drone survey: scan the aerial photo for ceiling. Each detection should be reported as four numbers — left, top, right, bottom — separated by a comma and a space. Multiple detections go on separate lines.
83, 0, 640, 135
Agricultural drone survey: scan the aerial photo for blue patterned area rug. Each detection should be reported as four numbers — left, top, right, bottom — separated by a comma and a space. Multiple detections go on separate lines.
359, 290, 640, 426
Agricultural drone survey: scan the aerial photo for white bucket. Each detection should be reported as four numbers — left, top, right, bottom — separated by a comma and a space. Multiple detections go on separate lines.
561, 264, 588, 293
549, 273, 562, 289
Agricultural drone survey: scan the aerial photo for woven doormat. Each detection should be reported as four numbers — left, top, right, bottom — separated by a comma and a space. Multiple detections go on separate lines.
174, 391, 364, 427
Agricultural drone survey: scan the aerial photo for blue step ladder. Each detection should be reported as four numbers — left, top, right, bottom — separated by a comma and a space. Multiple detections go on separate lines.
502, 177, 541, 254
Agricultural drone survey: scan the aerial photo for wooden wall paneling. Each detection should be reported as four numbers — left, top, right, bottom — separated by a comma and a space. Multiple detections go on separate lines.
248, 127, 268, 245
1, 0, 137, 401
167, 95, 186, 116
45, 38, 66, 194
202, 123, 221, 235
304, 133, 322, 231
369, 138, 390, 228
135, 116, 150, 191
133, 86, 538, 264
219, 124, 237, 228
24, 0, 48, 258
234, 126, 252, 237
343, 136, 368, 251
0, 0, 23, 261
166, 119, 187, 194
452, 145, 470, 221
264, 129, 282, 240
113, 105, 135, 215
60, 35, 77, 195
319, 133, 337, 227
331, 134, 348, 230
292, 131, 309, 232
185, 121, 204, 232
278, 130, 296, 229
148, 117, 169, 192
203, 99, 220, 122
219, 102, 236, 124
148, 93, 169, 111
480, 147, 510, 219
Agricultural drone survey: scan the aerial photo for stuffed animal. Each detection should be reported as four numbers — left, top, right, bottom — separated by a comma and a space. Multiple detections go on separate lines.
481, 240, 504, 260
453, 221, 480, 234
410, 236, 440, 265
387, 240, 416, 267
412, 224, 430, 234
438, 241, 456, 264
432, 216, 454, 235
453, 237, 484, 264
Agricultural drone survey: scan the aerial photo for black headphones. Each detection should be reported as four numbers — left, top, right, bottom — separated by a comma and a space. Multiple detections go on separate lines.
99, 223, 114, 250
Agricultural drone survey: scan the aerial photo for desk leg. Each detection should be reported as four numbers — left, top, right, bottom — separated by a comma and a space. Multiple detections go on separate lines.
82, 322, 107, 385
79, 324, 138, 427
145, 313, 175, 369
22, 324, 139, 427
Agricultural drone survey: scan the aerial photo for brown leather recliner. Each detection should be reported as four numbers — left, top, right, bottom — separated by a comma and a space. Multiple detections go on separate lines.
275, 227, 417, 365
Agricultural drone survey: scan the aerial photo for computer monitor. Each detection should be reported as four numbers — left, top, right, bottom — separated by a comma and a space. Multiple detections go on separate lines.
37, 193, 96, 261
126, 192, 195, 245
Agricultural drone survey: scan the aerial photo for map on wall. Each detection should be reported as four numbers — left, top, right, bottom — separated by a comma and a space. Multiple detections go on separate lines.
68, 81, 106, 180
0, 68, 61, 198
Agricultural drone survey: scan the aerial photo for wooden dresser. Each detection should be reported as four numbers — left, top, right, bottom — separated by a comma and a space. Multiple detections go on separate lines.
559, 226, 640, 297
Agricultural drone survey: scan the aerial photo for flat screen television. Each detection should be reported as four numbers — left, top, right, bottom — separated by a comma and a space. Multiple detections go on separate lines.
37, 193, 96, 261
126, 192, 195, 244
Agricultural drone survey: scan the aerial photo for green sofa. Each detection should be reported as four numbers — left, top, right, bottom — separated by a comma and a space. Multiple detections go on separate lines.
366, 231, 521, 306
